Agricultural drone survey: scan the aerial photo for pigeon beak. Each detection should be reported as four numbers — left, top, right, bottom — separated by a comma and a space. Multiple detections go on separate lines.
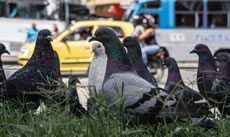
88, 36, 98, 42
46, 36, 53, 42
190, 49, 197, 54
4, 49, 10, 55
213, 56, 221, 61
124, 47, 128, 53
69, 77, 81, 85
75, 78, 81, 84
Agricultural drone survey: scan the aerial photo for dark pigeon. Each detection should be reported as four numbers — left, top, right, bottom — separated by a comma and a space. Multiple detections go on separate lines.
163, 57, 211, 114
212, 53, 230, 115
1, 29, 60, 109
190, 44, 217, 103
53, 50, 62, 81
214, 53, 230, 84
0, 43, 10, 82
123, 36, 158, 87
88, 27, 214, 126
66, 75, 86, 116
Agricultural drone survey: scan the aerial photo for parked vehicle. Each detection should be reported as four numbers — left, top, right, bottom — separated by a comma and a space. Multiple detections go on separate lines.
0, 0, 90, 62
18, 20, 134, 74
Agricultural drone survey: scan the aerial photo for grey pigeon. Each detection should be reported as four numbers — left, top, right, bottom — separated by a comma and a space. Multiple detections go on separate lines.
66, 75, 86, 116
89, 27, 174, 117
212, 53, 230, 115
123, 37, 158, 87
1, 29, 60, 109
190, 44, 217, 103
88, 42, 107, 96
163, 57, 211, 114
0, 43, 10, 82
88, 27, 214, 126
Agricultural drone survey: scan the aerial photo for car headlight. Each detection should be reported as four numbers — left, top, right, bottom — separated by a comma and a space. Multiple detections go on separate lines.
20, 48, 30, 57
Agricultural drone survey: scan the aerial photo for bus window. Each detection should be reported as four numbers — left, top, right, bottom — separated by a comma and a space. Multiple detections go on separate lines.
29, 4, 47, 19
0, 2, 5, 17
175, 0, 203, 28
142, 0, 161, 9
122, 2, 136, 22
4, 2, 48, 19
207, 1, 230, 28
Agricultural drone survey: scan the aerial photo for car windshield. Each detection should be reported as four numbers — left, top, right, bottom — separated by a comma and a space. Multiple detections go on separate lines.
53, 23, 73, 38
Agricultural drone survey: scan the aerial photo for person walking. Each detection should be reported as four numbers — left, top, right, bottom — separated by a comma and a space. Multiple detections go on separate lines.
24, 22, 40, 44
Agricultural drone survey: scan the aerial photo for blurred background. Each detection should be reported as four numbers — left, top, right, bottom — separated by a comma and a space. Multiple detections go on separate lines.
0, 0, 230, 84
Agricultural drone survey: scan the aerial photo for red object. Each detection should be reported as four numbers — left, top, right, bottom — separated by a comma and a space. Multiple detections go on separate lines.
111, 4, 125, 17
95, 4, 125, 19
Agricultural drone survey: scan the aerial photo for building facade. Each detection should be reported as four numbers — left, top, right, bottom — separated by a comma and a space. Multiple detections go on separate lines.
82, 0, 132, 19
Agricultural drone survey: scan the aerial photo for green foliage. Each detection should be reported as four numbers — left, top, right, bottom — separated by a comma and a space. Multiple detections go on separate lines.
0, 93, 226, 137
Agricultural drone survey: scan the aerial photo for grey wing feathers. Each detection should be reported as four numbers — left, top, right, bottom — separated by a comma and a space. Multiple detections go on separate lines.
103, 73, 176, 114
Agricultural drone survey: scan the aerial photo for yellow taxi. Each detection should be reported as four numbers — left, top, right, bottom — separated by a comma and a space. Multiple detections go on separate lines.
18, 20, 134, 74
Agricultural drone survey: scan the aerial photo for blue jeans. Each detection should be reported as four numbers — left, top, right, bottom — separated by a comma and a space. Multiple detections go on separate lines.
142, 45, 160, 64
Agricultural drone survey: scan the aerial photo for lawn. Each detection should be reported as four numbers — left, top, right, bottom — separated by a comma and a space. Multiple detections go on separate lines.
0, 95, 228, 137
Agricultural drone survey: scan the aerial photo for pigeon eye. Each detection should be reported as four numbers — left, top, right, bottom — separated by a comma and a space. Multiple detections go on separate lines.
98, 31, 106, 36
98, 45, 101, 48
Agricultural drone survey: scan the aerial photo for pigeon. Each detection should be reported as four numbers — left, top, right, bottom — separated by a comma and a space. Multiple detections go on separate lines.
163, 57, 211, 114
88, 27, 214, 126
88, 42, 107, 96
0, 43, 10, 82
211, 53, 230, 115
1, 29, 60, 109
53, 50, 62, 81
190, 44, 217, 102
214, 53, 230, 86
123, 37, 158, 87
89, 27, 174, 117
66, 75, 86, 116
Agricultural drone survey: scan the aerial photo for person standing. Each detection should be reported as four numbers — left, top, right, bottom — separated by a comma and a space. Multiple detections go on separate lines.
52, 24, 59, 36
25, 22, 40, 44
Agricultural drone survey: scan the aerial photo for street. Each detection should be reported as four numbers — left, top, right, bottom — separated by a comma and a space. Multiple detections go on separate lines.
3, 64, 199, 88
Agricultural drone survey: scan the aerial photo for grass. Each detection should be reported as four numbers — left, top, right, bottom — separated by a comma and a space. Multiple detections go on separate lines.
0, 94, 228, 137
0, 81, 229, 137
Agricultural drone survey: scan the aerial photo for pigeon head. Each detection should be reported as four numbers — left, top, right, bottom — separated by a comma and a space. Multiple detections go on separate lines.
190, 44, 216, 71
89, 27, 128, 59
123, 36, 142, 58
163, 57, 178, 69
123, 37, 141, 49
215, 52, 230, 62
33, 29, 54, 54
190, 44, 211, 55
89, 27, 132, 74
89, 27, 120, 48
123, 37, 139, 48
92, 42, 105, 56
36, 29, 53, 44
215, 53, 230, 78
0, 43, 10, 55
163, 57, 184, 89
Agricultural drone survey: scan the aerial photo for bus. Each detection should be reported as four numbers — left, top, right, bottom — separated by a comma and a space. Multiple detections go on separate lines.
0, 0, 90, 62
123, 0, 230, 63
